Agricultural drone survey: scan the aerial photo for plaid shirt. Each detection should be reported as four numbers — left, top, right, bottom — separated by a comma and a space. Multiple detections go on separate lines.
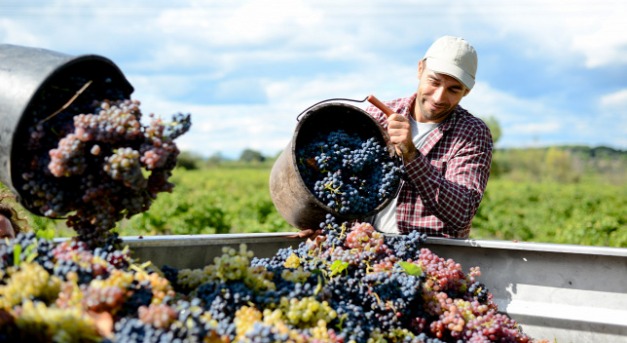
365, 93, 493, 238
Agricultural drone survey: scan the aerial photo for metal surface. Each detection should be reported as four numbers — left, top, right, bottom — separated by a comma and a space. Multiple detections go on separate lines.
103, 233, 627, 343
269, 101, 398, 230
424, 237, 627, 343
0, 44, 133, 213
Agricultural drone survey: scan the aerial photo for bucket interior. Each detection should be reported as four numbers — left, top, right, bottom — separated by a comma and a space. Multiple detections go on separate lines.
11, 58, 133, 215
291, 102, 398, 220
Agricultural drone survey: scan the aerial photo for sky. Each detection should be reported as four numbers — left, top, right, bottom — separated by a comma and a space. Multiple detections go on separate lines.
2, 0, 626, 159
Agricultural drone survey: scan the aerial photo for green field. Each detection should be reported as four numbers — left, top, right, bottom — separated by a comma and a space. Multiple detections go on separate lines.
472, 179, 626, 246
19, 161, 623, 248
4, 144, 626, 248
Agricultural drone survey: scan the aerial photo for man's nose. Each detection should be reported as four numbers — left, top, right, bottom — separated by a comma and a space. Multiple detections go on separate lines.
433, 86, 446, 103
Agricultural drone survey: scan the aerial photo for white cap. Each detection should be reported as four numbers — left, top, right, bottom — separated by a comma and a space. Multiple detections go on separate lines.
423, 36, 478, 90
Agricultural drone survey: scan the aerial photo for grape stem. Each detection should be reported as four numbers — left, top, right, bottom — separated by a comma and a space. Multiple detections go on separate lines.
38, 80, 93, 125
323, 183, 342, 194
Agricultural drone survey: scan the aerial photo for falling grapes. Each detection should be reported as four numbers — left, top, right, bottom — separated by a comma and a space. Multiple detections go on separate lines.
0, 221, 545, 342
296, 129, 404, 216
15, 75, 191, 247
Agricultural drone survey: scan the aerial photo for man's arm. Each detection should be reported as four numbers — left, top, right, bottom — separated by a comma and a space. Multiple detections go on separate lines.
405, 125, 493, 235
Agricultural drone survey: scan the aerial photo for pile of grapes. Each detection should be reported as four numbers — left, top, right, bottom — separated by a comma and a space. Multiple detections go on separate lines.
15, 75, 190, 247
297, 130, 404, 216
0, 217, 542, 342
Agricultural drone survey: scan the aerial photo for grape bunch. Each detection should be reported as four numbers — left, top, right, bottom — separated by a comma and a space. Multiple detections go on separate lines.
0, 217, 547, 342
0, 220, 545, 342
15, 76, 191, 247
297, 129, 404, 216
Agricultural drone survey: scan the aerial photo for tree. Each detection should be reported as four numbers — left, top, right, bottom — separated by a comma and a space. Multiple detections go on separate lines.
176, 151, 203, 170
544, 147, 579, 183
482, 116, 502, 145
239, 149, 265, 163
481, 116, 503, 178
207, 152, 226, 166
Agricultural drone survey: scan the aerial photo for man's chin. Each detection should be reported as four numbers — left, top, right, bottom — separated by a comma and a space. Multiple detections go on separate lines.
424, 109, 451, 122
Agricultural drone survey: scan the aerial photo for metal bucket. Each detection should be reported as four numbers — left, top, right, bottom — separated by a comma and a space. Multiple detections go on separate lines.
269, 99, 399, 230
0, 44, 133, 215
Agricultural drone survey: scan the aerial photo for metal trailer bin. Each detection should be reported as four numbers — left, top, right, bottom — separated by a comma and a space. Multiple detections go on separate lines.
96, 233, 627, 343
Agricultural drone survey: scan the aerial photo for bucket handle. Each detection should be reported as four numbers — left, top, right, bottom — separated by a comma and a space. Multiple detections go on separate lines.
296, 96, 369, 122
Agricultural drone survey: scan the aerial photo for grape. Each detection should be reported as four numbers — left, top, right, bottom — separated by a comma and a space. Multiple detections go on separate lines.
297, 129, 404, 216
0, 220, 542, 343
16, 77, 191, 248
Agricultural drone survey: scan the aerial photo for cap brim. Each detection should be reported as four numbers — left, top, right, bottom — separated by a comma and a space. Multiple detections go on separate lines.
426, 58, 475, 90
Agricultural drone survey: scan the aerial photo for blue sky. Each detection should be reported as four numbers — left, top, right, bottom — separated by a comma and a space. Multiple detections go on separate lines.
2, 0, 626, 158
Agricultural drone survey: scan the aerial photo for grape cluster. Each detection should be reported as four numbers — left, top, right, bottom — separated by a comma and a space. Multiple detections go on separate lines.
297, 130, 404, 216
16, 79, 191, 247
0, 222, 545, 342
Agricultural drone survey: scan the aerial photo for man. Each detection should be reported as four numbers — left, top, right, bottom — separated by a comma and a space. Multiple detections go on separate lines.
0, 193, 26, 239
365, 35, 493, 238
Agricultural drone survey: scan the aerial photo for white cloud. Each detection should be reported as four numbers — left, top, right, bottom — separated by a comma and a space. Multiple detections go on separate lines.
0, 18, 40, 46
461, 82, 595, 147
509, 121, 562, 134
571, 9, 627, 68
600, 89, 627, 110
468, 0, 627, 69
598, 89, 627, 141
1, 0, 625, 153
157, 0, 321, 46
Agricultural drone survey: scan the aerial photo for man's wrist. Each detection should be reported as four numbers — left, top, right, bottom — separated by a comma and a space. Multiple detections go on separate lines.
404, 148, 418, 163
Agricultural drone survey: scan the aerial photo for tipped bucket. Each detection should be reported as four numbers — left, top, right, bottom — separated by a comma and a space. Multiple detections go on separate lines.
0, 44, 133, 215
269, 100, 399, 230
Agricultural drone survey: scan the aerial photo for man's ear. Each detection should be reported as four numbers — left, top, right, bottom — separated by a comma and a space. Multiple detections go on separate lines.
418, 59, 425, 79
463, 88, 471, 97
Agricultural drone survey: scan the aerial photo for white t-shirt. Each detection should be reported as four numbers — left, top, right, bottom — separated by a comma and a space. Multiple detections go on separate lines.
374, 117, 440, 234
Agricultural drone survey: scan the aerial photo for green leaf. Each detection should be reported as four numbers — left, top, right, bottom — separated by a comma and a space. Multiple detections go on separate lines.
329, 260, 349, 277
36, 228, 55, 241
13, 244, 22, 267
314, 275, 323, 296
398, 261, 422, 276
24, 244, 38, 263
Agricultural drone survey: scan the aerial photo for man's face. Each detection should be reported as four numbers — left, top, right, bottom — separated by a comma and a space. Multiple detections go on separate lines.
0, 215, 15, 239
414, 60, 469, 123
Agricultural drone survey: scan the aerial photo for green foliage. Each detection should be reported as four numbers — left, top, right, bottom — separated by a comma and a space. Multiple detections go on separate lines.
29, 215, 60, 234
117, 167, 290, 235
481, 116, 502, 144
492, 146, 626, 184
176, 151, 204, 170
472, 179, 627, 247
4, 147, 625, 248
239, 148, 266, 163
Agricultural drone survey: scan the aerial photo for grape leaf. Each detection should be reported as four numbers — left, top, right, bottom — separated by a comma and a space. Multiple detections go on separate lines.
330, 260, 349, 277
398, 261, 422, 276
13, 243, 22, 267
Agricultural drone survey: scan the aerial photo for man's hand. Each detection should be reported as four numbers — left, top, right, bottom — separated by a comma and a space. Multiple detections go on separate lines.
387, 113, 417, 162
288, 228, 323, 240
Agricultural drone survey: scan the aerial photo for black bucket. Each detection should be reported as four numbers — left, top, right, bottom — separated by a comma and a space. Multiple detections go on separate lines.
269, 99, 400, 230
0, 44, 133, 215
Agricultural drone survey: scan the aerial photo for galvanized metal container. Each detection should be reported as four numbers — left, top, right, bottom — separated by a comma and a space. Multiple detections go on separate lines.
0, 44, 133, 214
269, 100, 400, 230
102, 234, 627, 343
